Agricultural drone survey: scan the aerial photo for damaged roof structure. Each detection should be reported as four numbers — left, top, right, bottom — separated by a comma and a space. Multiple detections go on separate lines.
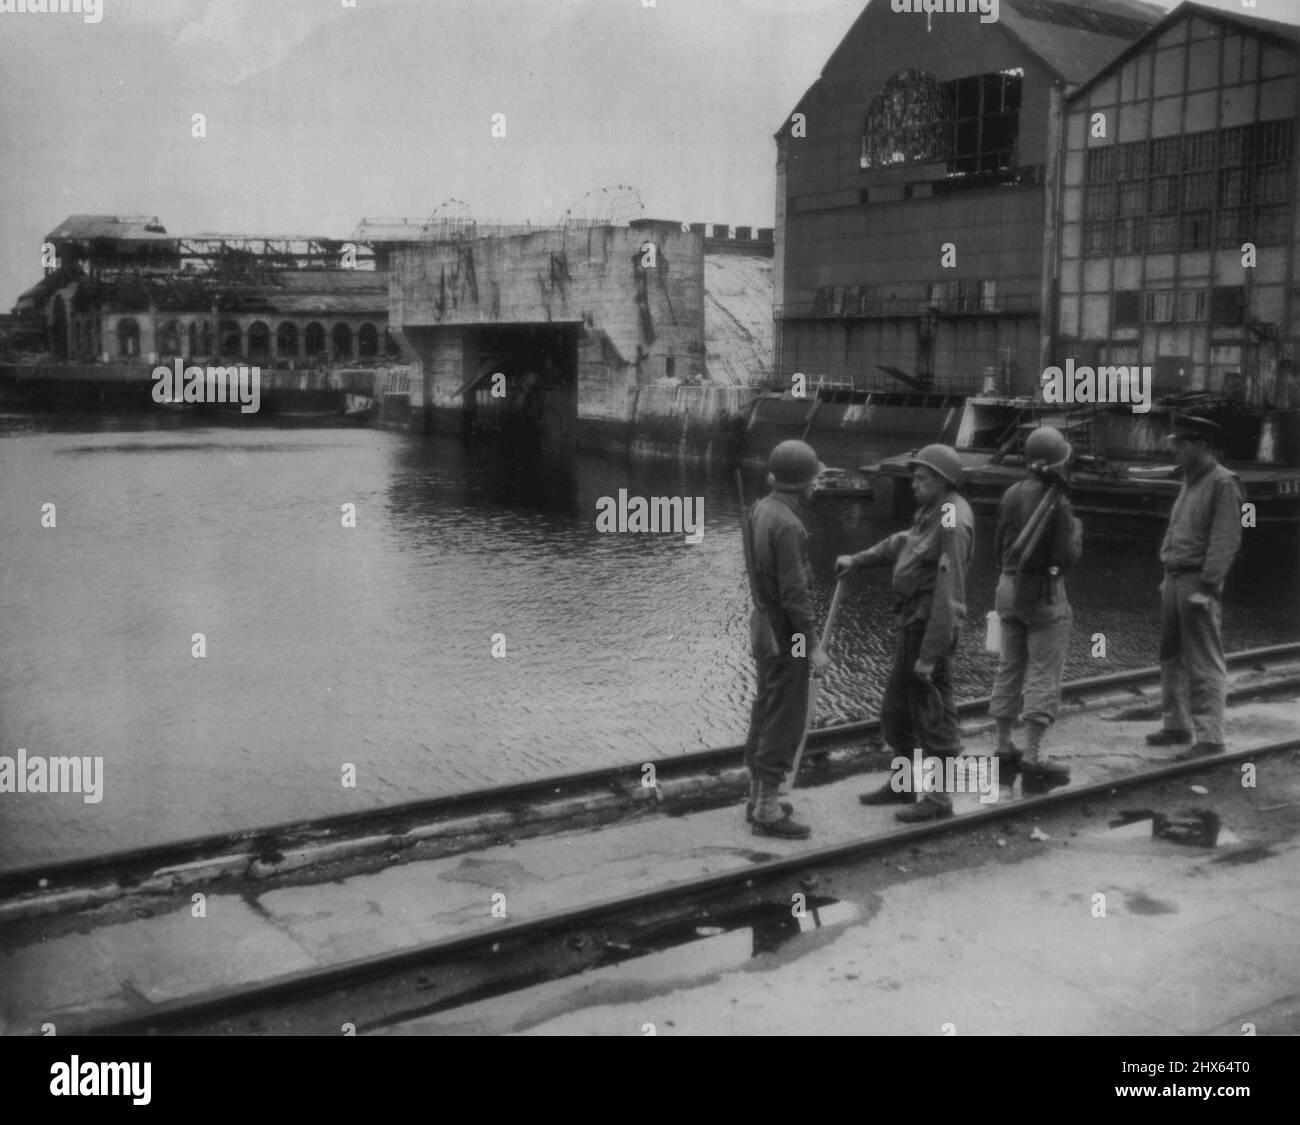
26, 214, 393, 365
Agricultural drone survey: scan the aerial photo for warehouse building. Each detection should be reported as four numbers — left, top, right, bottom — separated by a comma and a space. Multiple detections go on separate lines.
774, 0, 1164, 398
1056, 3, 1298, 424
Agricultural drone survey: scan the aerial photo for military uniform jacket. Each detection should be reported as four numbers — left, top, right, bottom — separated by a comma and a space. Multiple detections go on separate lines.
748, 492, 817, 652
995, 478, 1083, 575
1159, 460, 1244, 594
851, 494, 974, 664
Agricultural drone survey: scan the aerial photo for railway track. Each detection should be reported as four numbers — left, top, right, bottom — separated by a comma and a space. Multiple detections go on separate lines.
2, 643, 1298, 913
64, 736, 1300, 1036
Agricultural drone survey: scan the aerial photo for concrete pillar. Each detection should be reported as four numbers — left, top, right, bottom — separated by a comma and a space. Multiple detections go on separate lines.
141, 304, 158, 364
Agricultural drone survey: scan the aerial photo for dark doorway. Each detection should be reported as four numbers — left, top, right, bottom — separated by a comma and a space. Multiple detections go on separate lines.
461, 322, 580, 452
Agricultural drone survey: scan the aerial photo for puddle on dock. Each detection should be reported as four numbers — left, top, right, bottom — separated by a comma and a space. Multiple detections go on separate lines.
1125, 890, 1179, 915
590, 898, 859, 982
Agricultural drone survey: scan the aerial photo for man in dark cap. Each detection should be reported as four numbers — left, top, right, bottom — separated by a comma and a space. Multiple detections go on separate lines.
835, 444, 974, 822
1146, 416, 1244, 759
742, 439, 830, 838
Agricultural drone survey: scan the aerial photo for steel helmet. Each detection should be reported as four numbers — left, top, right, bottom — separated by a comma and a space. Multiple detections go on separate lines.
768, 439, 824, 489
907, 444, 963, 487
1024, 426, 1072, 471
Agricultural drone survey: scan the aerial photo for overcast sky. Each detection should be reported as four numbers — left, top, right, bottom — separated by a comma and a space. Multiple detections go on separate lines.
0, 0, 1294, 308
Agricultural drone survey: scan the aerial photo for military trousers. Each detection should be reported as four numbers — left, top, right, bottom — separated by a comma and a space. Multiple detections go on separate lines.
1159, 571, 1228, 746
744, 645, 811, 788
989, 573, 1072, 726
880, 621, 962, 809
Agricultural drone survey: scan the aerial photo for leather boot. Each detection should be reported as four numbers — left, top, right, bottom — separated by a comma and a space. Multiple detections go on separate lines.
994, 717, 1022, 763
751, 780, 811, 839
744, 777, 792, 823
1020, 718, 1070, 789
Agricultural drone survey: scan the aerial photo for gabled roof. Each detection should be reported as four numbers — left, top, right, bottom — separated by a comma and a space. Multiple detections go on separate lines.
1069, 2, 1300, 101
999, 0, 1165, 83
777, 0, 1164, 135
46, 215, 170, 242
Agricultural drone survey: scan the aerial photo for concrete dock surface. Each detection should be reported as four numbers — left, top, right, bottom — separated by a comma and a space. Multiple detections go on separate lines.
1, 684, 1297, 1036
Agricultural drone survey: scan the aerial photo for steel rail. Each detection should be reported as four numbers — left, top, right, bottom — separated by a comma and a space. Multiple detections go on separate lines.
2, 642, 1297, 897
73, 736, 1300, 1036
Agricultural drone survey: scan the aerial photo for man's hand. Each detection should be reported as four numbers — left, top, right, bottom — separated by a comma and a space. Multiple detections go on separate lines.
1189, 592, 1212, 608
834, 555, 856, 579
810, 645, 831, 678
913, 657, 935, 680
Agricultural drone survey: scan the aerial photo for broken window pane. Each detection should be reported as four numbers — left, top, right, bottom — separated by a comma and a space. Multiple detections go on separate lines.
860, 67, 1019, 177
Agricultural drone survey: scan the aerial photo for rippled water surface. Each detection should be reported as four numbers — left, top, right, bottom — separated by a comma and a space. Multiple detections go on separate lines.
1, 417, 1296, 869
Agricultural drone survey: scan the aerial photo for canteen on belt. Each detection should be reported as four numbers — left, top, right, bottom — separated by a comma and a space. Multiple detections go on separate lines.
985, 610, 1002, 654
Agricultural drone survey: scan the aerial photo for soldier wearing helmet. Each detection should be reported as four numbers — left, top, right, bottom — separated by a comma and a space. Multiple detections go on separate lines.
988, 425, 1083, 789
742, 439, 831, 839
834, 443, 974, 822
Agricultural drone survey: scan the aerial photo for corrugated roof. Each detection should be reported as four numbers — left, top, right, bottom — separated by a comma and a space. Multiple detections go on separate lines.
703, 253, 773, 387
46, 215, 170, 241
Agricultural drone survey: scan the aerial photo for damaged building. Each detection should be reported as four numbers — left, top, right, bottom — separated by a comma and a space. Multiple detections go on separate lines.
5, 215, 402, 414
775, 0, 1165, 403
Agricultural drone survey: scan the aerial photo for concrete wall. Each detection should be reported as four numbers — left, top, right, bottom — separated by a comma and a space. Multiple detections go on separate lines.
391, 226, 707, 429
629, 384, 752, 463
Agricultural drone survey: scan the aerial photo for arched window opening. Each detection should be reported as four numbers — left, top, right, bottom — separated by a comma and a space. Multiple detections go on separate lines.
219, 319, 242, 356
248, 320, 271, 360
116, 317, 140, 358
332, 322, 353, 359
159, 319, 183, 356
358, 322, 379, 358
276, 322, 299, 358
304, 322, 327, 357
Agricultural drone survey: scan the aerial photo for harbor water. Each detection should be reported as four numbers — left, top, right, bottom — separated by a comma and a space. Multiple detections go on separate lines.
1, 416, 1297, 870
